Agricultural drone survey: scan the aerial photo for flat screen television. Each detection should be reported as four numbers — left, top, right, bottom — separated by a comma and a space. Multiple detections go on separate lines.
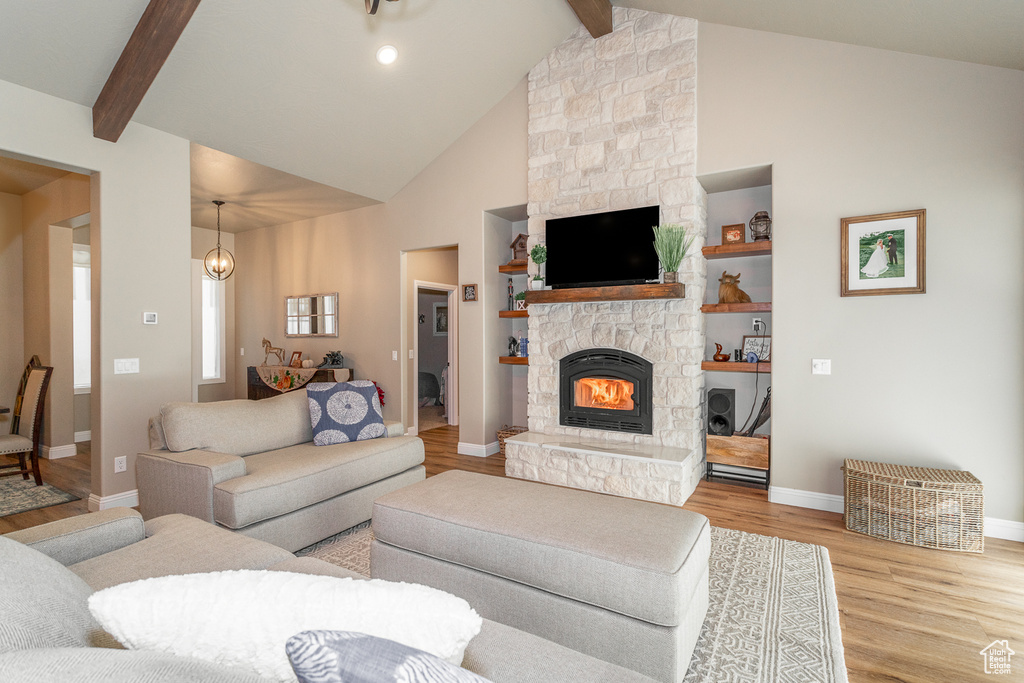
545, 205, 660, 289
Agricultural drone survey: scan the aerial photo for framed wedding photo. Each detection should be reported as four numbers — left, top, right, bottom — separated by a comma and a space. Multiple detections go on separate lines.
742, 335, 771, 362
840, 209, 925, 297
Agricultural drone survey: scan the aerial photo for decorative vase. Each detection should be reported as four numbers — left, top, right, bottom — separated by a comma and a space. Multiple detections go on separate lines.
663, 271, 679, 284
531, 279, 544, 290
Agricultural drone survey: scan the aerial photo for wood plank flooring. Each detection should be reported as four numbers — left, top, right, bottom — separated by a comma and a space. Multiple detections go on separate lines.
4, 426, 1022, 682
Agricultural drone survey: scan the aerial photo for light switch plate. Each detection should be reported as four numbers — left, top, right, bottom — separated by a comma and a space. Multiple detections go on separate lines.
812, 359, 831, 375
114, 358, 140, 374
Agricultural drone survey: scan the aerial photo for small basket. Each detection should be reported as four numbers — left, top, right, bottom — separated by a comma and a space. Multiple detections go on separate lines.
843, 459, 984, 553
496, 425, 527, 456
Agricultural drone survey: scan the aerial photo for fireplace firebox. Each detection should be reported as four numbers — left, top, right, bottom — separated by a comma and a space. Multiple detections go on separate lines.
559, 348, 653, 434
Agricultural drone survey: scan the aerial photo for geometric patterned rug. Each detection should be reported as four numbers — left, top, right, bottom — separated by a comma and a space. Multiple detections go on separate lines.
299, 524, 848, 682
0, 477, 79, 518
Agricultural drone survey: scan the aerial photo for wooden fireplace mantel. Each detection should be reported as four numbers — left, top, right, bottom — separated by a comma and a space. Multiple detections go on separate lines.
524, 283, 684, 305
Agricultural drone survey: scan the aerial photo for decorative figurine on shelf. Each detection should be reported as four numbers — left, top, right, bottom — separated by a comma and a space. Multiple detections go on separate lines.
718, 271, 752, 304
261, 338, 285, 366
749, 211, 772, 242
746, 351, 759, 363
319, 351, 344, 368
508, 335, 520, 357
509, 234, 529, 265
712, 343, 730, 362
507, 278, 514, 311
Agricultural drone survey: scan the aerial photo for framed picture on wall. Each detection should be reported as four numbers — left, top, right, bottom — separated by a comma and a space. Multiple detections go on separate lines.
742, 335, 771, 362
462, 284, 477, 302
433, 303, 448, 336
841, 209, 926, 297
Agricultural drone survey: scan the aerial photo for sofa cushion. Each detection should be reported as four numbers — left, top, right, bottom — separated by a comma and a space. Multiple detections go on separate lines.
161, 390, 313, 456
286, 631, 493, 683
307, 381, 387, 445
69, 514, 293, 591
88, 571, 483, 682
0, 536, 107, 653
213, 436, 424, 529
0, 648, 268, 683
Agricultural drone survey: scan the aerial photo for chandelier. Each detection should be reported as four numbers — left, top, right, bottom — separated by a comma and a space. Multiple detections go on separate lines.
204, 200, 235, 281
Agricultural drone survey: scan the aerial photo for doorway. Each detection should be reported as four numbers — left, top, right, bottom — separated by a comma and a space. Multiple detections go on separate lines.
414, 282, 457, 434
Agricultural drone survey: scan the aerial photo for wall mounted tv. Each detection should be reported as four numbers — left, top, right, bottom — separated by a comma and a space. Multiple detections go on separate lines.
545, 205, 660, 289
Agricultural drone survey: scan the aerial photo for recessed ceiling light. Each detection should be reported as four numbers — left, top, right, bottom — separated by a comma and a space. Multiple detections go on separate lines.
376, 45, 398, 65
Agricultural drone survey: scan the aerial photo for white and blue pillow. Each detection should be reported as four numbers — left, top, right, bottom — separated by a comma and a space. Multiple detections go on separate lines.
287, 631, 493, 683
307, 381, 386, 446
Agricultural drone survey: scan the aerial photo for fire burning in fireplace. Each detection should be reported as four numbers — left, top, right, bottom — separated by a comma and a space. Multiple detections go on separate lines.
573, 377, 635, 411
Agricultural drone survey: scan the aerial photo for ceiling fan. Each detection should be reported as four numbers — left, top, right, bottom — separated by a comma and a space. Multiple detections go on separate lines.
365, 0, 399, 15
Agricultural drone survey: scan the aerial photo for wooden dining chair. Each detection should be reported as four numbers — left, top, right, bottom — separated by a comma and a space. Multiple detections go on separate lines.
0, 364, 53, 486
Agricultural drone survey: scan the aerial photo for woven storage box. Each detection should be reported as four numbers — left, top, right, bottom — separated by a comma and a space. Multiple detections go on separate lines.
843, 459, 984, 553
496, 425, 527, 456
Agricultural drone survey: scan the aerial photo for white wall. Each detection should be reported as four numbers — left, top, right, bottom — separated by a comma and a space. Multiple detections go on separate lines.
0, 78, 192, 504
235, 80, 530, 449
697, 24, 1024, 522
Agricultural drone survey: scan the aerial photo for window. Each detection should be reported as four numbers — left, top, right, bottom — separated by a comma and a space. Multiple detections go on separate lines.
201, 274, 226, 382
72, 245, 90, 390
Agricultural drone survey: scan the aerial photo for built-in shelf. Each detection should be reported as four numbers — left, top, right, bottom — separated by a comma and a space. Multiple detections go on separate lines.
526, 282, 684, 305
498, 263, 529, 274
701, 361, 771, 373
701, 302, 772, 313
499, 356, 529, 365
498, 310, 529, 318
702, 241, 772, 259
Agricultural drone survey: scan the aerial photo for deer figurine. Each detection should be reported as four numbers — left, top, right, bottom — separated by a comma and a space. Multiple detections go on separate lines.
718, 271, 752, 304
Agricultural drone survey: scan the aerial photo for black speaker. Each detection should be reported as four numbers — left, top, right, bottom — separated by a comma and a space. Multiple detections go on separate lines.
707, 388, 735, 436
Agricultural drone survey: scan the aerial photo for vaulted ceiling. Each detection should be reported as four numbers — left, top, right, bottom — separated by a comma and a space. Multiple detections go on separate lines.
0, 1, 1019, 229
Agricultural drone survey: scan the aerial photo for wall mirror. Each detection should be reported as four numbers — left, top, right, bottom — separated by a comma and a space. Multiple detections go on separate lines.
285, 293, 338, 337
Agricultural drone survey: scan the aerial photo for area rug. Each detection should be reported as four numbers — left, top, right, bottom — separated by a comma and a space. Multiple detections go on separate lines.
299, 525, 848, 682
0, 477, 79, 517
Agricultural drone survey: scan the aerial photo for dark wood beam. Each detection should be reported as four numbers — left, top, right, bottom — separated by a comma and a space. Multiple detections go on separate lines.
565, 0, 612, 39
92, 0, 202, 142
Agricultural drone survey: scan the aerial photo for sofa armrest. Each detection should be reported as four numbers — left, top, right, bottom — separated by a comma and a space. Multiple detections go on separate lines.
136, 448, 246, 523
3, 508, 145, 566
384, 420, 405, 438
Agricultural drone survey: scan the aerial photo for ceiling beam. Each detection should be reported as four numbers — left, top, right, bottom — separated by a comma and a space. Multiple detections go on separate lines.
565, 0, 612, 39
92, 0, 202, 142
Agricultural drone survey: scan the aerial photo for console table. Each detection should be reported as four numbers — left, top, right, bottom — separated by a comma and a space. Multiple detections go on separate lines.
246, 366, 353, 400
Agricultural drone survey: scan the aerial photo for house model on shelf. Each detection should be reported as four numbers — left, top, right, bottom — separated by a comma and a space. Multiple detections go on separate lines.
508, 234, 529, 265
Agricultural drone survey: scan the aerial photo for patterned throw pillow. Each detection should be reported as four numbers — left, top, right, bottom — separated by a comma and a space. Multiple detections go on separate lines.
307, 381, 387, 446
287, 631, 493, 683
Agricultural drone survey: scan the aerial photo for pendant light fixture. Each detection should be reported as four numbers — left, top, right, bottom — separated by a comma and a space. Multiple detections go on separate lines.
204, 200, 235, 280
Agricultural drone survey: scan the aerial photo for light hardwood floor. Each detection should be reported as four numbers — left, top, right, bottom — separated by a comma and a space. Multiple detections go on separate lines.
4, 427, 1022, 682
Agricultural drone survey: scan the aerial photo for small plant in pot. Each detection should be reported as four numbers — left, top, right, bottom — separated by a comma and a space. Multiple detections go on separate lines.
529, 244, 547, 290
653, 223, 695, 284
514, 290, 527, 310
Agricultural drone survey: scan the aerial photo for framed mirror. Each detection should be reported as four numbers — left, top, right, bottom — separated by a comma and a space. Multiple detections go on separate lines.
285, 293, 338, 337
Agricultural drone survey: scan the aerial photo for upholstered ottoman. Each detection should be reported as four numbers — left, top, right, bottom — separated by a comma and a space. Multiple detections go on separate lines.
370, 471, 710, 683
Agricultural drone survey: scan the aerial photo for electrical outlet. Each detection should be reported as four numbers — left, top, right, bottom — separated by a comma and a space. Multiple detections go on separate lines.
392, 351, 398, 361
812, 359, 832, 375
752, 318, 763, 331
408, 349, 414, 359
114, 456, 127, 473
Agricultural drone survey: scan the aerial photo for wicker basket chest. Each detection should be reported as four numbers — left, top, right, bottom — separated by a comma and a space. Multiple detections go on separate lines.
842, 459, 984, 553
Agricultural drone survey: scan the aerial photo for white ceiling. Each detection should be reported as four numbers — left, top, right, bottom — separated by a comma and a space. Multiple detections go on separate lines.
0, 0, 1019, 227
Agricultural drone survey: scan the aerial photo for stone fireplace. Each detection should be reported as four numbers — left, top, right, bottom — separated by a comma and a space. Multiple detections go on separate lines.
503, 8, 708, 507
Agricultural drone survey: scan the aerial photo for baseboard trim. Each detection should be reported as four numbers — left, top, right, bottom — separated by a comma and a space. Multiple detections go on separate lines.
41, 443, 77, 460
769, 486, 1024, 541
768, 486, 844, 513
984, 517, 1024, 542
457, 441, 500, 458
87, 490, 139, 512
74, 430, 91, 443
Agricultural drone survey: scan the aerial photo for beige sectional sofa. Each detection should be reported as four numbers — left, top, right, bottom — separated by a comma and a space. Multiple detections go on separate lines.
137, 389, 425, 552
0, 509, 659, 682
